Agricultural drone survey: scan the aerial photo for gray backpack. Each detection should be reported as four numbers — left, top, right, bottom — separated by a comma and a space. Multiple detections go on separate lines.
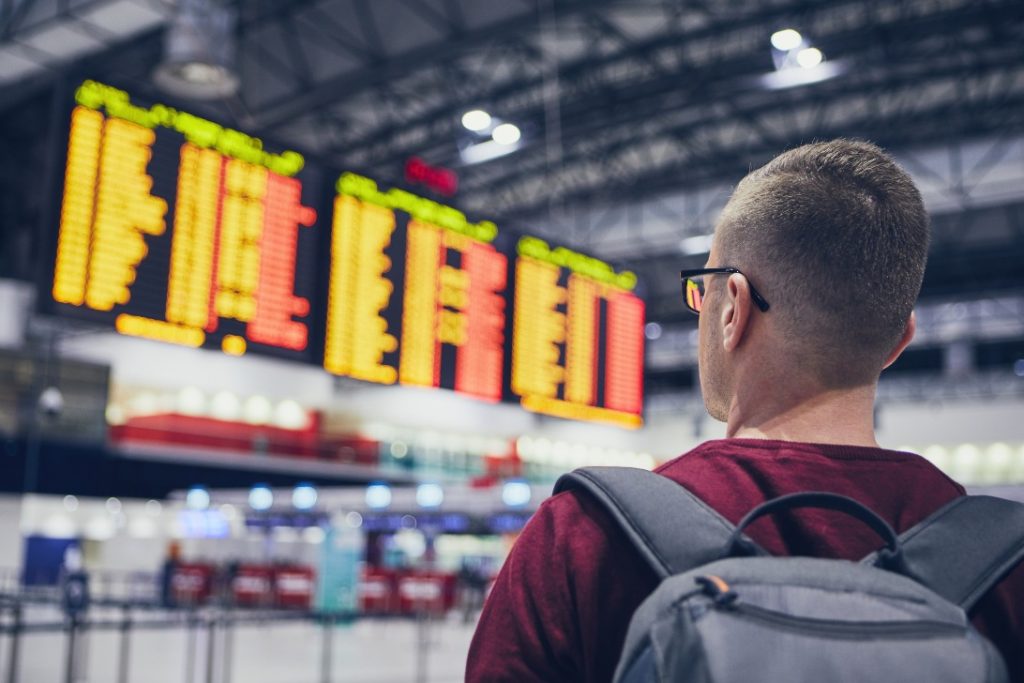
554, 467, 1024, 683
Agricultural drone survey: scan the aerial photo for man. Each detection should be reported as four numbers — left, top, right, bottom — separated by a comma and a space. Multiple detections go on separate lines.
467, 140, 1024, 681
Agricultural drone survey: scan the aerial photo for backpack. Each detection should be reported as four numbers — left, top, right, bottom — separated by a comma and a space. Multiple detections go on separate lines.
554, 466, 1024, 683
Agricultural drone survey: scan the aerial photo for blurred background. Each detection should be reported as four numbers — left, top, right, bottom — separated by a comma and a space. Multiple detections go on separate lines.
0, 0, 1022, 681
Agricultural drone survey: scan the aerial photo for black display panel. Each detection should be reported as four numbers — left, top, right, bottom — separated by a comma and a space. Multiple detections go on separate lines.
44, 81, 646, 428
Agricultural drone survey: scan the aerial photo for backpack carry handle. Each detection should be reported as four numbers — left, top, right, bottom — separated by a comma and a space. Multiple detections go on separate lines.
723, 492, 908, 573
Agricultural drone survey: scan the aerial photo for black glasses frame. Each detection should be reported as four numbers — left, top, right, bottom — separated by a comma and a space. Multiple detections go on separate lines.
679, 267, 771, 314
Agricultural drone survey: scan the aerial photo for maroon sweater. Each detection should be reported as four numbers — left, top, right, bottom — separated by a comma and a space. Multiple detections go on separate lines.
467, 439, 1024, 682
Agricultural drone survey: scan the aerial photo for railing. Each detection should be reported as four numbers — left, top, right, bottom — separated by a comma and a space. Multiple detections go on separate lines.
0, 586, 459, 683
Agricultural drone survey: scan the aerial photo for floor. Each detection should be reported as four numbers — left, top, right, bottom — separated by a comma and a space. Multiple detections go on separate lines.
10, 605, 478, 683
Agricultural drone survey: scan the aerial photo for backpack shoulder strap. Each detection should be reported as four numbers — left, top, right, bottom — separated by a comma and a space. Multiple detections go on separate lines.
553, 466, 755, 580
863, 495, 1024, 612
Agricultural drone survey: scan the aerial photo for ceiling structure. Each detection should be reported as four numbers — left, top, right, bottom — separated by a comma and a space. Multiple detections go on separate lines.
1, 0, 1022, 397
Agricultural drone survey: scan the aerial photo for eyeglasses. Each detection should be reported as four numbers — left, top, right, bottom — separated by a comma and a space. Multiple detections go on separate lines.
679, 268, 771, 315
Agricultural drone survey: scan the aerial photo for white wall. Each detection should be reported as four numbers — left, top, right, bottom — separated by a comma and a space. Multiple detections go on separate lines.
61, 333, 336, 407
55, 328, 1024, 468
0, 279, 32, 349
876, 399, 1024, 448
328, 382, 536, 437
635, 399, 1024, 461
0, 496, 25, 570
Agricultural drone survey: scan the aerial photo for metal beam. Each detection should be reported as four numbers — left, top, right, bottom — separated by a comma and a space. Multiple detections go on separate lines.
321, 0, 771, 160
251, 0, 623, 130
478, 53, 1024, 220
455, 1, 1023, 206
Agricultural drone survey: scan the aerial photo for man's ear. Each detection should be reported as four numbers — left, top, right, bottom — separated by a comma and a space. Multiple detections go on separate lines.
882, 312, 917, 369
721, 273, 753, 352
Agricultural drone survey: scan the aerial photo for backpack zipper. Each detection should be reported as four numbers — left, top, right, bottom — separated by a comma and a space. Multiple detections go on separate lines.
727, 602, 966, 640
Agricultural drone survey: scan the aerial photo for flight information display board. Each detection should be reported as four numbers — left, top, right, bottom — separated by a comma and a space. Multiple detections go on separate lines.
49, 81, 318, 361
323, 173, 507, 403
511, 238, 645, 429
45, 81, 645, 428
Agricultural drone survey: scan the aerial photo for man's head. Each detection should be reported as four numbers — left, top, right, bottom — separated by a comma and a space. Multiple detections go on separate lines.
698, 139, 929, 420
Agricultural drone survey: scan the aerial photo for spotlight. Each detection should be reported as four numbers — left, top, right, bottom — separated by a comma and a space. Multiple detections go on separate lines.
796, 47, 823, 68
461, 109, 492, 132
366, 483, 392, 510
502, 480, 532, 508
492, 123, 521, 145
770, 28, 803, 51
186, 486, 211, 510
292, 483, 318, 511
416, 483, 444, 509
248, 484, 273, 512
460, 140, 519, 165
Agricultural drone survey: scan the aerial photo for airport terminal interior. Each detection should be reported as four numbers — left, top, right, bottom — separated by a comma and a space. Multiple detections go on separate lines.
0, 0, 1022, 681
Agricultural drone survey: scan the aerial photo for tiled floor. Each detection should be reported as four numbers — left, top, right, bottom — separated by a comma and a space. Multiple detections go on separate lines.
14, 606, 477, 683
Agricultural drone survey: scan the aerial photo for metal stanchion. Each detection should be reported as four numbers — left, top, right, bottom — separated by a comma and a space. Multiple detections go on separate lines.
6, 601, 21, 683
63, 615, 78, 683
117, 605, 131, 683
319, 615, 334, 683
184, 610, 197, 683
221, 611, 233, 683
204, 614, 217, 683
415, 609, 430, 683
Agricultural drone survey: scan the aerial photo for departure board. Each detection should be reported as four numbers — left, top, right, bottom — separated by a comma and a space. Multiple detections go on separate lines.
511, 237, 645, 428
324, 173, 507, 403
322, 176, 644, 427
49, 80, 318, 360
45, 81, 646, 429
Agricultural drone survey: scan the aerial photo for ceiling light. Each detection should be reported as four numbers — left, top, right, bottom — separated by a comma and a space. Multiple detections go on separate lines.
366, 483, 392, 510
243, 395, 273, 425
274, 399, 308, 429
248, 484, 274, 512
679, 234, 713, 255
760, 60, 843, 90
154, 0, 239, 99
177, 386, 206, 415
461, 109, 492, 132
796, 47, 823, 68
186, 486, 211, 510
460, 140, 520, 165
292, 483, 318, 511
502, 480, 532, 508
492, 123, 521, 145
416, 483, 444, 509
210, 390, 241, 421
770, 28, 803, 51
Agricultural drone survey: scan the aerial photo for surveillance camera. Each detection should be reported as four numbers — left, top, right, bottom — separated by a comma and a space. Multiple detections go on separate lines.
38, 387, 65, 418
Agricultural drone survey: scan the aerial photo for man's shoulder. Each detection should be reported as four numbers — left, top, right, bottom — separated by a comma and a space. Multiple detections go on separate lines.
654, 438, 965, 484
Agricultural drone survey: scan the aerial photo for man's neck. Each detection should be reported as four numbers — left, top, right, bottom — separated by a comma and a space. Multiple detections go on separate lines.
725, 381, 880, 448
